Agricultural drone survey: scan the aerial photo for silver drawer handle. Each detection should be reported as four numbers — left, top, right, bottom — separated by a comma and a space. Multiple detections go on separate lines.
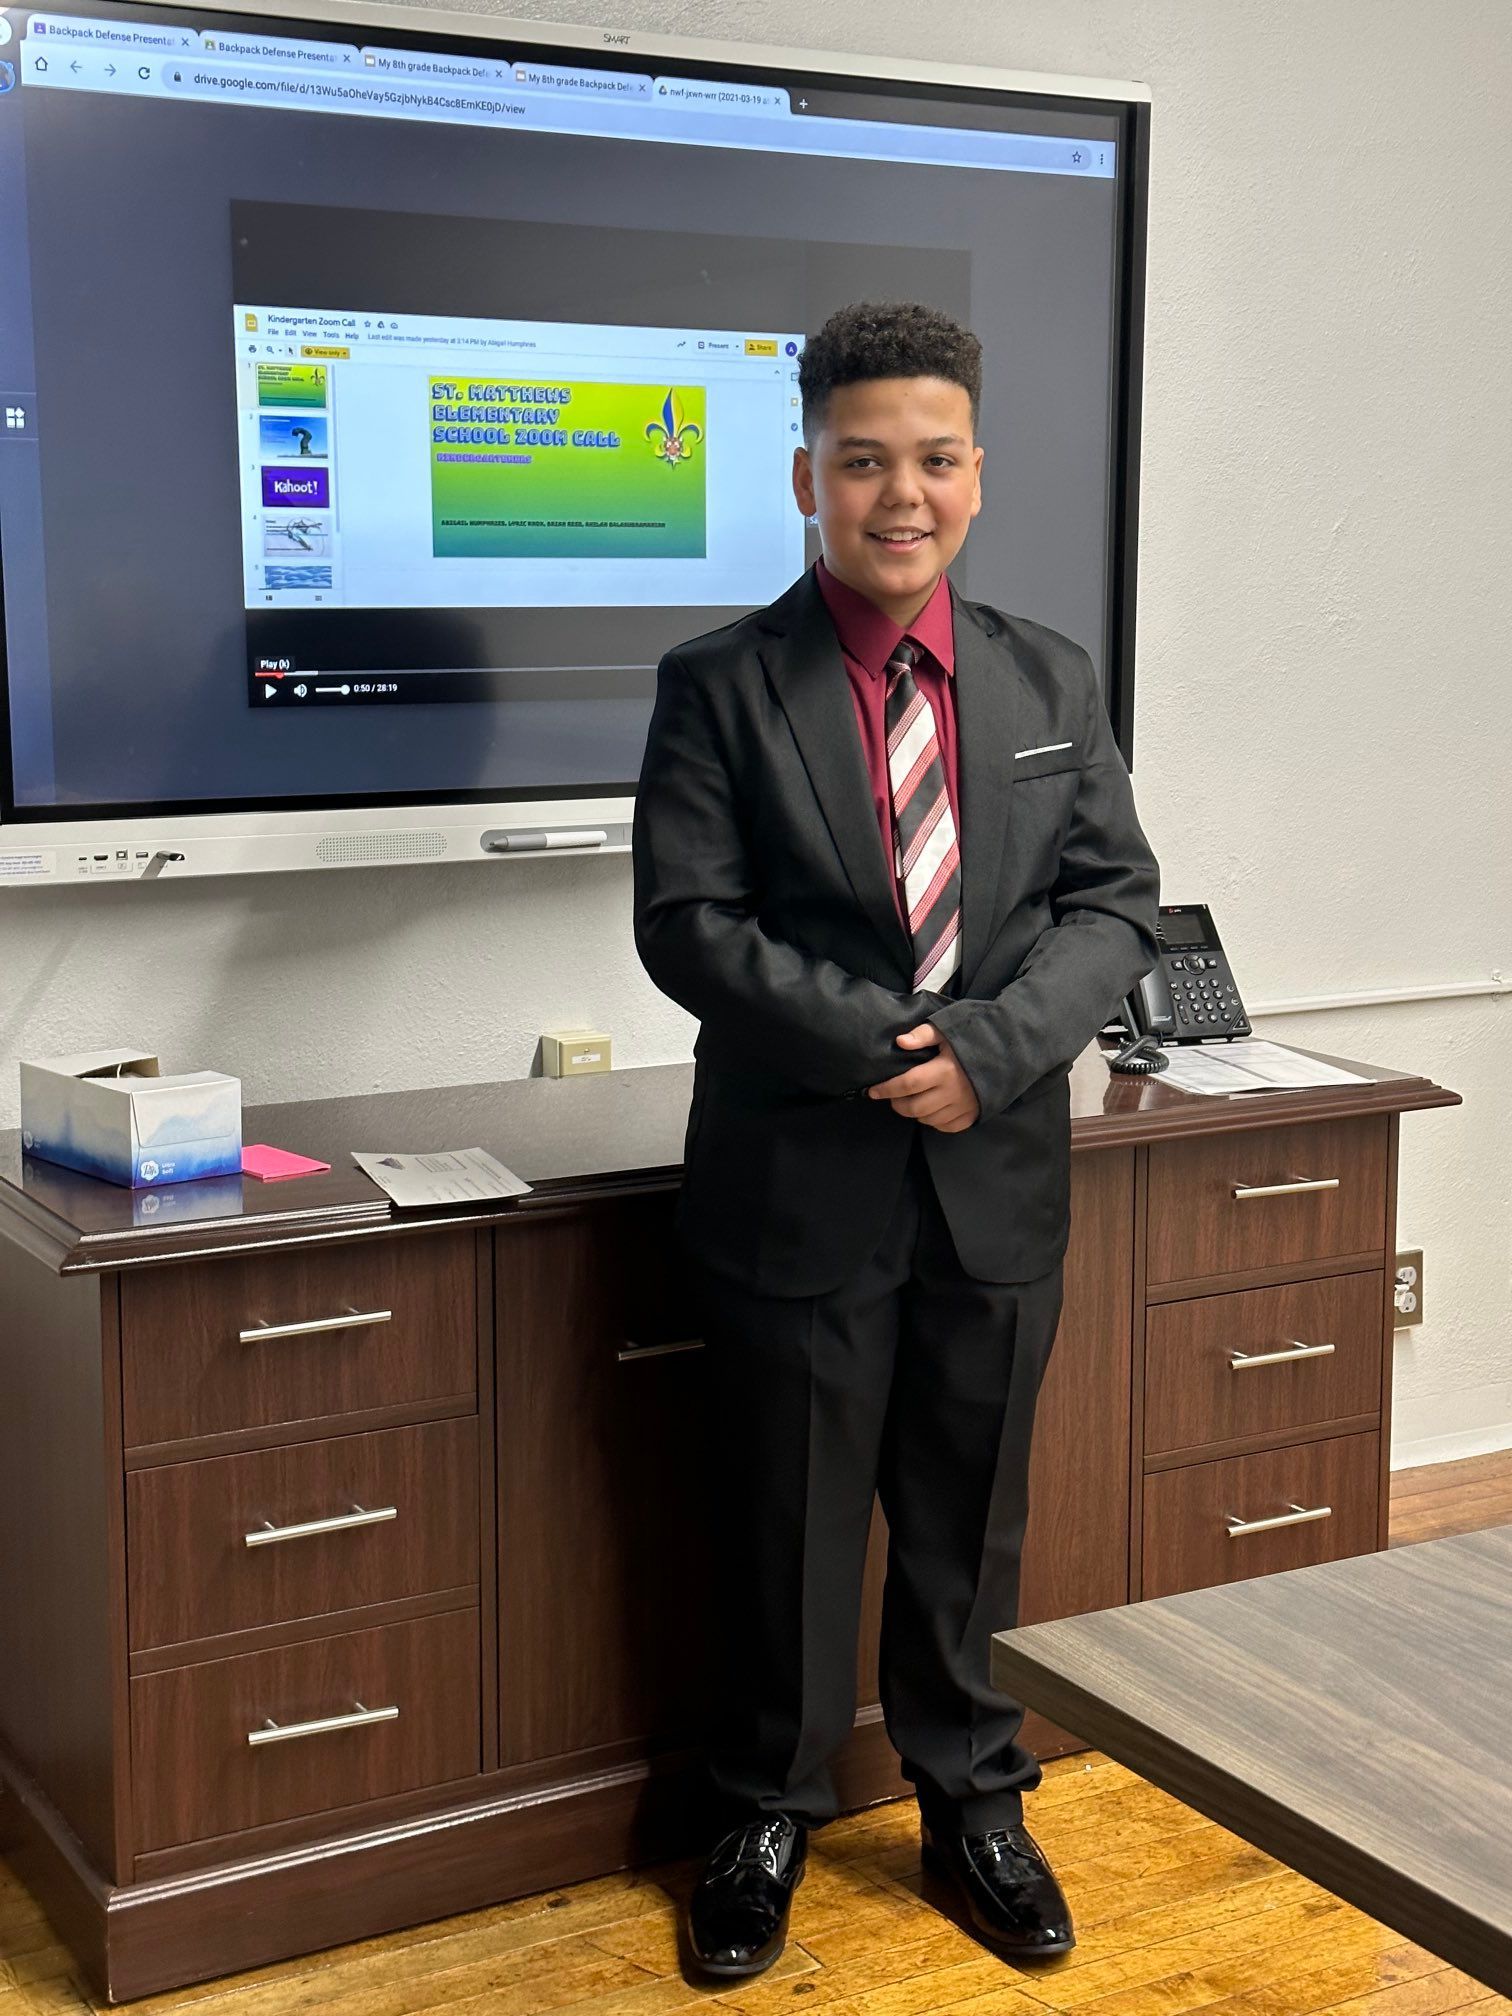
1226, 1502, 1333, 1538
247, 1701, 398, 1747
239, 1307, 393, 1343
1229, 1339, 1337, 1372
617, 1336, 706, 1362
244, 1503, 397, 1549
1231, 1176, 1340, 1201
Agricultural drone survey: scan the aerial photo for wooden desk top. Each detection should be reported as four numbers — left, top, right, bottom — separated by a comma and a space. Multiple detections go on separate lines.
990, 1526, 1512, 1995
0, 1042, 1458, 1274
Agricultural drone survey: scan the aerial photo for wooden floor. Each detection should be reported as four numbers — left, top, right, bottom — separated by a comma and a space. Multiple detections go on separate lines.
1383, 1448, 1512, 1549
4, 1451, 1510, 2016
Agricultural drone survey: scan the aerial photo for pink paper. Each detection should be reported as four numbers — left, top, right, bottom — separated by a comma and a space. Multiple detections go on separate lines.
242, 1143, 331, 1182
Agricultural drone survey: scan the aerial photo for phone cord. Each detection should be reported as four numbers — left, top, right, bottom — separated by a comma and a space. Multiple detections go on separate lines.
1108, 1030, 1170, 1075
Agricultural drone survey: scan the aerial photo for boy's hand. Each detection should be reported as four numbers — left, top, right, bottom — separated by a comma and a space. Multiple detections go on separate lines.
867, 1022, 980, 1133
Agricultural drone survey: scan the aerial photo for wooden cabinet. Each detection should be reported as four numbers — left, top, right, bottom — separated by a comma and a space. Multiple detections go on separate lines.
494, 1197, 715, 1767
109, 1218, 491, 1881
0, 1055, 1456, 2001
1137, 1115, 1398, 1606
1023, 1150, 1137, 1625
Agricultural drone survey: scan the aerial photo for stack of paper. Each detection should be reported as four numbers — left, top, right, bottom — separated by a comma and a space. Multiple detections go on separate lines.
351, 1147, 533, 1207
1128, 1039, 1371, 1097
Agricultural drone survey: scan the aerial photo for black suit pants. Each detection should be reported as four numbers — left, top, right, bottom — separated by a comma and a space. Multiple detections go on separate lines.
687, 1126, 1065, 1834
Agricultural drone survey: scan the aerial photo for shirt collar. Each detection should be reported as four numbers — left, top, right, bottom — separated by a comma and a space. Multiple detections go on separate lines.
815, 556, 956, 680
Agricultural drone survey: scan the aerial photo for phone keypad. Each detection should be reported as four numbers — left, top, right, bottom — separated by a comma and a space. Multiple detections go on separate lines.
1170, 959, 1244, 1032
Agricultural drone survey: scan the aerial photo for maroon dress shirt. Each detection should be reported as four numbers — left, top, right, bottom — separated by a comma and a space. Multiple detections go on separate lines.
815, 557, 961, 929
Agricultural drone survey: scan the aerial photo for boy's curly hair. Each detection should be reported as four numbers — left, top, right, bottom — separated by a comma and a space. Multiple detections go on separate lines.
799, 301, 982, 443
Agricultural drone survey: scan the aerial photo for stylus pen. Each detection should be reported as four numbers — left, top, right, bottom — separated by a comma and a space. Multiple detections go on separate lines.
483, 829, 609, 852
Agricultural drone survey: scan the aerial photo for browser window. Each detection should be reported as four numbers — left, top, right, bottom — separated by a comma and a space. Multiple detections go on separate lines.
234, 310, 803, 615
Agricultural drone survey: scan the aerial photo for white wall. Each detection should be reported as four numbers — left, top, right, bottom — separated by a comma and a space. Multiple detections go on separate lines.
2, 0, 1507, 1463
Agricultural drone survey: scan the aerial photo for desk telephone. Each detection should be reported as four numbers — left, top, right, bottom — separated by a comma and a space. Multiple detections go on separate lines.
1109, 903, 1252, 1075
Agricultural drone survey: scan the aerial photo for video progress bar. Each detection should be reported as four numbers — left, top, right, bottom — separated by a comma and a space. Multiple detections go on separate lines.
250, 662, 657, 706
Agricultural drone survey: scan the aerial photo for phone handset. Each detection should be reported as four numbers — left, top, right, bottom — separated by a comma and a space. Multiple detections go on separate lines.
1109, 969, 1175, 1075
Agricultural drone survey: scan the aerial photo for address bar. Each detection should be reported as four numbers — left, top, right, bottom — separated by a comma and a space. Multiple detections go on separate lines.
146, 58, 1109, 177
165, 64, 534, 125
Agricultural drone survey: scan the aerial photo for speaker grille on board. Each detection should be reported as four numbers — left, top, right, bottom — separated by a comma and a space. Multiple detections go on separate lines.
315, 832, 448, 865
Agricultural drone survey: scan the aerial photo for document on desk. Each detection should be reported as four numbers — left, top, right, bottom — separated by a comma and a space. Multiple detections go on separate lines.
351, 1147, 533, 1208
1149, 1040, 1372, 1097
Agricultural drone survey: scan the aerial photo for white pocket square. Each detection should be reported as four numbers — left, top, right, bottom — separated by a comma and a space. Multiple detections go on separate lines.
1014, 741, 1074, 760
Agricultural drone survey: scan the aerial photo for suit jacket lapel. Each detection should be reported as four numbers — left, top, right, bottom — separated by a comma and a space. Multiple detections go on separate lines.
756, 567, 1022, 993
757, 568, 913, 976
950, 585, 1020, 990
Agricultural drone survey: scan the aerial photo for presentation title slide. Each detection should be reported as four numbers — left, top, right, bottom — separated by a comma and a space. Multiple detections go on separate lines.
429, 379, 707, 559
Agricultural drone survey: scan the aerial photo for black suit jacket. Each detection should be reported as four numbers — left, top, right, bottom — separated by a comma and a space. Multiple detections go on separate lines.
631, 563, 1161, 1296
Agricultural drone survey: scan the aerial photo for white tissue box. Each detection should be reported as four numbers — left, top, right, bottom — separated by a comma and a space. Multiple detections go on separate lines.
19, 1048, 242, 1188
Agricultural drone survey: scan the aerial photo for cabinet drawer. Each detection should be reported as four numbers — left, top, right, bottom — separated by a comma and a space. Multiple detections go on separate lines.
1145, 1118, 1388, 1287
127, 1418, 479, 1652
1142, 1432, 1379, 1599
131, 1607, 480, 1851
121, 1232, 477, 1449
1144, 1273, 1384, 1458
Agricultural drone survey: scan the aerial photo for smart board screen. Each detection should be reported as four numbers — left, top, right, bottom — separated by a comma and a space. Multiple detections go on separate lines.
0, 3, 1138, 816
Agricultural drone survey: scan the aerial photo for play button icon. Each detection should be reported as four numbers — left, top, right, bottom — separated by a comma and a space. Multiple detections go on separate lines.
264, 683, 277, 700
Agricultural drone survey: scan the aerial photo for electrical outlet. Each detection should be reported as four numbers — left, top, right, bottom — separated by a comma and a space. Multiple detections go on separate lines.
1394, 1248, 1424, 1327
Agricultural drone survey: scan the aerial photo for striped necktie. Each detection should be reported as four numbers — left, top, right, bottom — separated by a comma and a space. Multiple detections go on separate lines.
884, 638, 962, 994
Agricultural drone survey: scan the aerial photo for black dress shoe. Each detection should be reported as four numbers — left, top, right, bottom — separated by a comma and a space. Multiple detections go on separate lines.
919, 1817, 1075, 1958
685, 1814, 808, 1979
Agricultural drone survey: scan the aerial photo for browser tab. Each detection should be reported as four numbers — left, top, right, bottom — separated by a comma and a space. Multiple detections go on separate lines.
652, 77, 789, 116
511, 60, 651, 101
360, 46, 514, 85
28, 12, 195, 53
197, 28, 357, 66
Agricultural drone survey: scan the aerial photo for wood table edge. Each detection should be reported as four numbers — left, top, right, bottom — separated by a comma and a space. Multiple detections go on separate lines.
990, 1638, 1512, 1997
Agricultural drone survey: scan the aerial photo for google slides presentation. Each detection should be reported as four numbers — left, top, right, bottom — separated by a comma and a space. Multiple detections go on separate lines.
235, 307, 803, 612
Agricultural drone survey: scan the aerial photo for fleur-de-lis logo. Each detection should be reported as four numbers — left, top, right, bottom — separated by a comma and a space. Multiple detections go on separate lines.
646, 389, 702, 466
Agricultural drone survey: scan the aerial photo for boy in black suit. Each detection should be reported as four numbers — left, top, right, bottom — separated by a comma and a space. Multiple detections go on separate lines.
632, 301, 1159, 1978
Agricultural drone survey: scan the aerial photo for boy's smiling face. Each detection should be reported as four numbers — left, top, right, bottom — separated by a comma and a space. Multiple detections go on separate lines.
792, 375, 983, 627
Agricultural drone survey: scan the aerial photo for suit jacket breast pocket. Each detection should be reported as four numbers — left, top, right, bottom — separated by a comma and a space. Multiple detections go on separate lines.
1012, 745, 1082, 782
1010, 753, 1082, 888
